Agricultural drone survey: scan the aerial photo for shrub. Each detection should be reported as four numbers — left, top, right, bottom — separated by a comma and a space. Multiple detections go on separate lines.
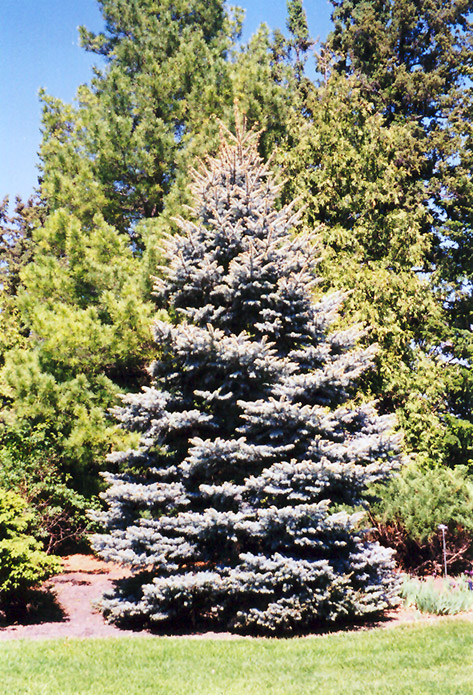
0, 424, 97, 553
0, 487, 61, 603
401, 575, 473, 615
369, 464, 473, 574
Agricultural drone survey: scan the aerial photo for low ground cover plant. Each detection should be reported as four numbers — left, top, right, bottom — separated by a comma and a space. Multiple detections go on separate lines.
401, 574, 473, 615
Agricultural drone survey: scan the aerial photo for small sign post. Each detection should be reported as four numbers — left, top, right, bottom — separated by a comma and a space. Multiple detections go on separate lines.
438, 524, 448, 577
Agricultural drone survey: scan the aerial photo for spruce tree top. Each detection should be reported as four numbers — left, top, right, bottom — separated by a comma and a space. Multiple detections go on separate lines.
156, 121, 362, 364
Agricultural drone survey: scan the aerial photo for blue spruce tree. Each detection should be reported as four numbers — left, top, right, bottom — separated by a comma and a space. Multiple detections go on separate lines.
93, 121, 401, 634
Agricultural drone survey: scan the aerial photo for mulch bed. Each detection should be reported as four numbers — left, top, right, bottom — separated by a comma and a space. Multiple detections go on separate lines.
0, 555, 472, 641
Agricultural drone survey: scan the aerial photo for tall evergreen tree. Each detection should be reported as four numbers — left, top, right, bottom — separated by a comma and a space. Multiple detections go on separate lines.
93, 123, 400, 634
324, 0, 473, 468
0, 208, 157, 496
327, 0, 473, 122
326, 0, 473, 315
279, 73, 453, 468
38, 0, 304, 237
39, 0, 239, 234
285, 0, 312, 79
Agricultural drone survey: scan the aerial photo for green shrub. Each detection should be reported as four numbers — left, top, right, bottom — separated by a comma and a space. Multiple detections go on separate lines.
0, 423, 97, 552
369, 464, 473, 573
401, 575, 473, 615
0, 487, 61, 602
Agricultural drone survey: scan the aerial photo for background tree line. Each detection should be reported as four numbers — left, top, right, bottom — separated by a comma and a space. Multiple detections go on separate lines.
1, 0, 472, 575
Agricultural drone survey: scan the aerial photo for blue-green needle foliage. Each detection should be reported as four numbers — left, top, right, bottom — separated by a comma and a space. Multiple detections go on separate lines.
93, 122, 401, 634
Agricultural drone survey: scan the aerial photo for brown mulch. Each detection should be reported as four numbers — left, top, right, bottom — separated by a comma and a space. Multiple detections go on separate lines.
0, 555, 140, 641
0, 555, 472, 641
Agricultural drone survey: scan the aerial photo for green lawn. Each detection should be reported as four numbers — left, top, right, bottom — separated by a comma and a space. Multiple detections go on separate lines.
2, 620, 473, 695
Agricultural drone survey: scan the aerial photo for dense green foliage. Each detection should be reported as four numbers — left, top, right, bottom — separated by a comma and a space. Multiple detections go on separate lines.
1, 623, 473, 695
280, 74, 446, 446
304, 0, 473, 557
328, 0, 473, 120
0, 488, 60, 601
372, 465, 473, 545
370, 464, 473, 573
40, 0, 238, 232
323, 0, 473, 466
0, 208, 157, 499
1, 0, 473, 576
0, 425, 95, 552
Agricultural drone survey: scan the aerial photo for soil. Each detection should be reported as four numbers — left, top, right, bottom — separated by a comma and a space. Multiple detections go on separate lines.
0, 555, 472, 641
0, 555, 139, 641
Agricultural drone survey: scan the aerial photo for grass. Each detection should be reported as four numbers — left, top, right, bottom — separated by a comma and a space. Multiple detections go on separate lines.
1, 621, 473, 695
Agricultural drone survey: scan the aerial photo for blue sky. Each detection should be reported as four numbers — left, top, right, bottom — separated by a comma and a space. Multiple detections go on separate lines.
0, 1, 333, 202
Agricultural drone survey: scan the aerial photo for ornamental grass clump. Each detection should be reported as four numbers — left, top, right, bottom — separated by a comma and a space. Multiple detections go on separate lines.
401, 575, 473, 615
93, 120, 401, 634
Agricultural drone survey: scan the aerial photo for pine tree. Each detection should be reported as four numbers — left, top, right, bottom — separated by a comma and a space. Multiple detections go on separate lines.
39, 0, 239, 234
93, 123, 400, 634
38, 0, 302, 234
286, 0, 312, 80
327, 0, 473, 122
0, 209, 157, 497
